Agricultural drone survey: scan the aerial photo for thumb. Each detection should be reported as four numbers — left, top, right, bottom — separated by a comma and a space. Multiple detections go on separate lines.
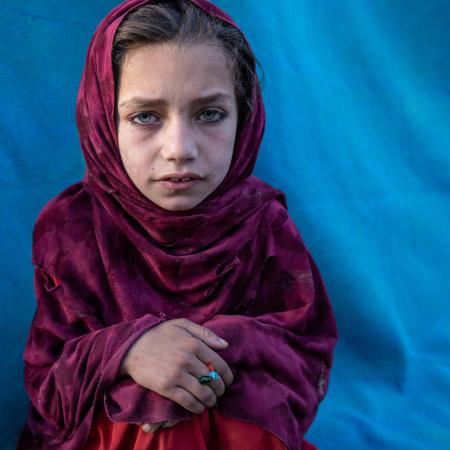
174, 319, 228, 348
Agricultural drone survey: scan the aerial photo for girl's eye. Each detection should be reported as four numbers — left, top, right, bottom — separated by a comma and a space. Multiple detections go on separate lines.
130, 112, 158, 125
198, 108, 226, 123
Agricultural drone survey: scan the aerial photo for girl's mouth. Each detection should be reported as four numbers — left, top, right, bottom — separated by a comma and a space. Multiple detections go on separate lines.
160, 179, 201, 190
158, 173, 203, 191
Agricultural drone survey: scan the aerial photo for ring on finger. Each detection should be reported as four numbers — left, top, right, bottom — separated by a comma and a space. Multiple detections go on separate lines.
198, 361, 220, 385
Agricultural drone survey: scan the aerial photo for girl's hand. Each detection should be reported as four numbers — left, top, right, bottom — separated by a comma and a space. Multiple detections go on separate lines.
121, 318, 233, 414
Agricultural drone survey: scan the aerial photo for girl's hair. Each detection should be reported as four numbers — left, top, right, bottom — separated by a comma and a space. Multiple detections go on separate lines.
112, 0, 262, 123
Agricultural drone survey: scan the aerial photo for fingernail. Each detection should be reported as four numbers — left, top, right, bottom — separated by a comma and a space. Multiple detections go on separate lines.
219, 338, 228, 345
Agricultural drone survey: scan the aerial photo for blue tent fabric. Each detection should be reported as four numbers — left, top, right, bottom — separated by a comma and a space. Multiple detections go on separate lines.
1, 1, 449, 449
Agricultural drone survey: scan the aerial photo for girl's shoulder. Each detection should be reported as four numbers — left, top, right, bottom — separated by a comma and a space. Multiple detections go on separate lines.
249, 176, 293, 229
249, 176, 307, 249
32, 182, 95, 269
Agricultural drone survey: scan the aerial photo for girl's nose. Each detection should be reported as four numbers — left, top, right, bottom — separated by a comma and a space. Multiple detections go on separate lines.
160, 118, 198, 162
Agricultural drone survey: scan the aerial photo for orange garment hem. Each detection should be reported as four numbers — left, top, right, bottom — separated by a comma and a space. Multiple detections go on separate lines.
85, 407, 317, 450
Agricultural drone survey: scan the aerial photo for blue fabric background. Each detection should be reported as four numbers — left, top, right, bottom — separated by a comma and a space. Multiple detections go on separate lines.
1, 1, 449, 448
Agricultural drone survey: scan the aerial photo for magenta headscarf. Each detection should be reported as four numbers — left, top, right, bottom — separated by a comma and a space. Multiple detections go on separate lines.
20, 1, 337, 449
77, 0, 268, 254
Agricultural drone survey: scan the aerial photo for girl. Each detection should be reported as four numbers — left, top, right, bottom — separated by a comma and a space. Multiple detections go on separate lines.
19, 0, 337, 449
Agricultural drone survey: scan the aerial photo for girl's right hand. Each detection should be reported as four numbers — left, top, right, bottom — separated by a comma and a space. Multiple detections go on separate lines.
121, 318, 234, 414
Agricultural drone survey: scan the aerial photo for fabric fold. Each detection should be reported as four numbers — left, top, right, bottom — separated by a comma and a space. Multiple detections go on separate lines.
23, 269, 164, 449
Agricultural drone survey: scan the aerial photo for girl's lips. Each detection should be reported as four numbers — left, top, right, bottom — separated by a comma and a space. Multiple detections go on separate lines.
157, 173, 204, 191
159, 179, 202, 191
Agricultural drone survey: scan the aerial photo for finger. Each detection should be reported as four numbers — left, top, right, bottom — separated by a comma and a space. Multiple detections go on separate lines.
168, 386, 206, 414
142, 422, 163, 433
173, 319, 228, 350
179, 372, 218, 408
162, 420, 181, 429
195, 344, 234, 387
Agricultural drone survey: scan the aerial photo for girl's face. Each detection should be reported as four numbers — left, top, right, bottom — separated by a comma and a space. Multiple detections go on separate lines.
116, 43, 239, 211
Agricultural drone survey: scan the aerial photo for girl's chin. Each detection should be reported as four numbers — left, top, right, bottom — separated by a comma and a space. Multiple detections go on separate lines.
147, 195, 205, 212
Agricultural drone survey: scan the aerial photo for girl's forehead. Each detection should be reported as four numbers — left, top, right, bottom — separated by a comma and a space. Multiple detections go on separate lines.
117, 43, 236, 107
122, 42, 232, 74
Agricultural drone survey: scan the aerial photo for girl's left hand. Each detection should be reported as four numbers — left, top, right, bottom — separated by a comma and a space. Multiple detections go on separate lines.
141, 420, 181, 433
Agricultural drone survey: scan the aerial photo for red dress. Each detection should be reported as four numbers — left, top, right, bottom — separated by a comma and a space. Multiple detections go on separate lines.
85, 407, 318, 450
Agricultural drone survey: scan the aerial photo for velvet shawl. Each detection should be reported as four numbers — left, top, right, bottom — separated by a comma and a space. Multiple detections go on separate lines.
21, 1, 337, 449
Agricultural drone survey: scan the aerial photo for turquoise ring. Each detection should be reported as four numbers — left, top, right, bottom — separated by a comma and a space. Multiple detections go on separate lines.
198, 362, 220, 385
198, 371, 219, 385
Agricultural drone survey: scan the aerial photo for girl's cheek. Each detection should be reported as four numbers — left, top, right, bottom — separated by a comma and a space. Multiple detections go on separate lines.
119, 127, 149, 157
203, 132, 235, 153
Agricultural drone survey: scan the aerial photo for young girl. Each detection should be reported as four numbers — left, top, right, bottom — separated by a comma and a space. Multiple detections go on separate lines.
19, 1, 337, 449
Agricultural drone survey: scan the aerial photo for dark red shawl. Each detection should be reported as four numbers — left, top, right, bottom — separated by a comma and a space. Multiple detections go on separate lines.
20, 1, 337, 449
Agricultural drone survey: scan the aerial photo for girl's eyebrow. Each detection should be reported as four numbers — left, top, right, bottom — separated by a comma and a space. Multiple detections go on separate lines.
119, 92, 233, 109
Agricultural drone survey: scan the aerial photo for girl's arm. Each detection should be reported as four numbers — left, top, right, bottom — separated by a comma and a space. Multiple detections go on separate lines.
23, 268, 164, 449
203, 208, 338, 440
